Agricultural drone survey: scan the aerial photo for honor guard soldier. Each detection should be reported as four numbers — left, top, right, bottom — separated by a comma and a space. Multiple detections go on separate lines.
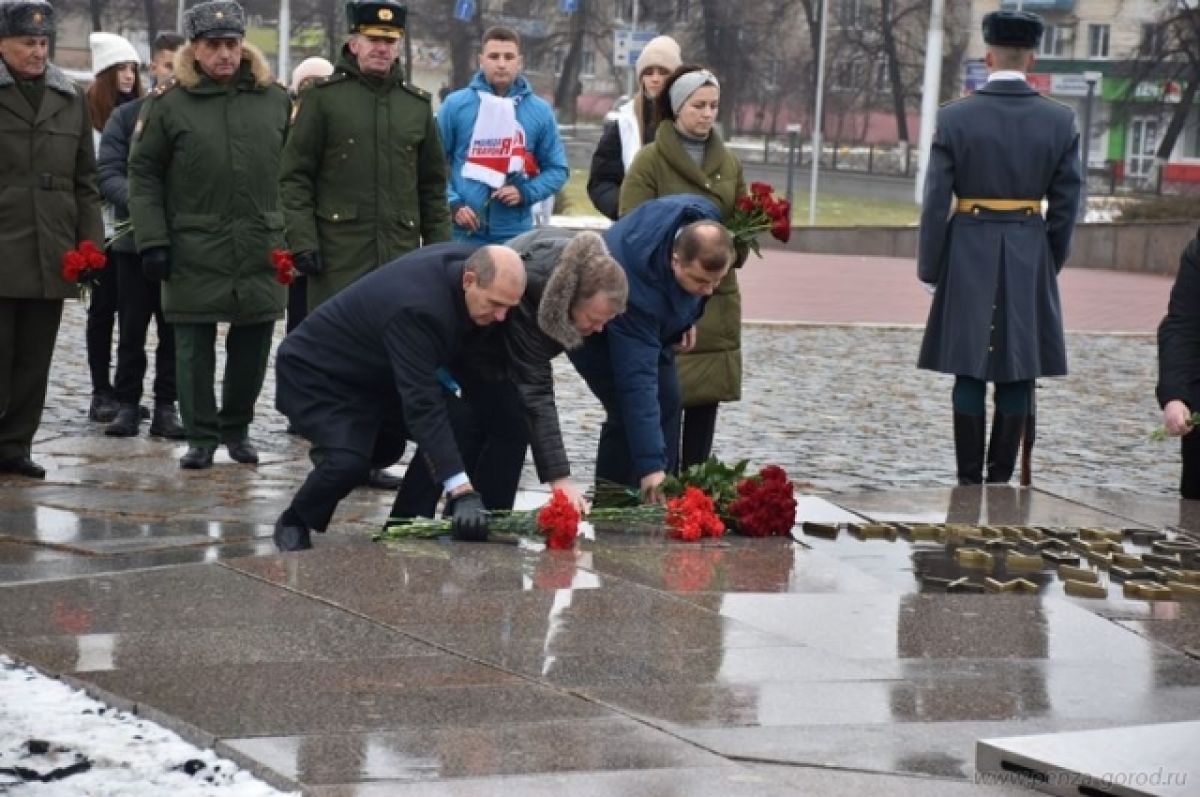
0, 0, 103, 478
128, 0, 291, 470
917, 10, 1082, 486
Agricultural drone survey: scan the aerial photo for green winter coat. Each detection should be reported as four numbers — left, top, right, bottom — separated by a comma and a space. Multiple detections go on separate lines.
128, 43, 290, 325
279, 48, 451, 310
619, 121, 745, 407
0, 60, 103, 300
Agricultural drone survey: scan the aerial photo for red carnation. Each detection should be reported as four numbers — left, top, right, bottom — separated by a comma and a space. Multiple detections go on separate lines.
750, 181, 773, 197
736, 195, 757, 213
728, 465, 797, 537
537, 488, 580, 549
771, 219, 791, 244
78, 240, 107, 269
667, 486, 725, 542
271, 248, 295, 286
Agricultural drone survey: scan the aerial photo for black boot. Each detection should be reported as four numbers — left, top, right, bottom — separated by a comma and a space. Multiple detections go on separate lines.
105, 405, 141, 437
986, 412, 1028, 484
148, 403, 186, 439
179, 445, 215, 470
366, 468, 402, 490
0, 456, 45, 479
953, 413, 986, 485
274, 511, 313, 551
88, 392, 119, 423
225, 439, 259, 464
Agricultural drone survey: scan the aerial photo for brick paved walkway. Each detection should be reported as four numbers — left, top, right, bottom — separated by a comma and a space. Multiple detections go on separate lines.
742, 251, 1173, 334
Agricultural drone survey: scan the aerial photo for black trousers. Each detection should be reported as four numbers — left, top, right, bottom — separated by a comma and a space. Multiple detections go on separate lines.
392, 377, 529, 517
286, 276, 307, 335
0, 299, 63, 460
112, 250, 176, 406
680, 402, 719, 470
1181, 432, 1200, 500
85, 262, 119, 395
291, 419, 409, 531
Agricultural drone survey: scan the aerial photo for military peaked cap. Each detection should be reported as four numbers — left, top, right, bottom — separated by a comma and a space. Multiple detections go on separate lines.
345, 0, 405, 39
0, 0, 55, 38
184, 0, 246, 40
982, 10, 1044, 49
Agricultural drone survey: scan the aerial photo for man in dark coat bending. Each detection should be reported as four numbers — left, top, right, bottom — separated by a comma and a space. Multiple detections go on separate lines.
273, 243, 526, 551
917, 9, 1081, 486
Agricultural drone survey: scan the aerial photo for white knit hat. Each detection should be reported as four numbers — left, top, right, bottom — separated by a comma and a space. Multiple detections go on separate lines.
290, 56, 334, 92
635, 35, 681, 78
89, 32, 140, 78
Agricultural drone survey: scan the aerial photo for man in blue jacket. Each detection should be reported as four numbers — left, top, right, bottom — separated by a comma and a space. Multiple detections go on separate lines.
568, 194, 733, 502
438, 26, 568, 244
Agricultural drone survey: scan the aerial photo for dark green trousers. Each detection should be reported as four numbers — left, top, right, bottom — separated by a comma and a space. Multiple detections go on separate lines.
0, 299, 63, 460
174, 321, 274, 447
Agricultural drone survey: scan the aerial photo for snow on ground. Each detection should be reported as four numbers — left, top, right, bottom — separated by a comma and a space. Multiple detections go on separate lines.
0, 656, 294, 797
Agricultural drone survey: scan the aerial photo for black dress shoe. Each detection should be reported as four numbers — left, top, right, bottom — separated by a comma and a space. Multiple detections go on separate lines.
88, 392, 119, 423
366, 468, 402, 490
225, 439, 259, 464
273, 517, 313, 551
0, 456, 45, 479
179, 445, 215, 470
105, 405, 140, 437
148, 403, 186, 440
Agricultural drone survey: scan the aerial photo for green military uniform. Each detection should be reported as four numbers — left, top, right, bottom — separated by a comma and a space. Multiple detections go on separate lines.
0, 0, 104, 477
279, 0, 450, 311
128, 0, 290, 462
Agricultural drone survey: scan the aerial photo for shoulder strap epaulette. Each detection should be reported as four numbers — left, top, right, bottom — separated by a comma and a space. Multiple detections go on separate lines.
399, 80, 431, 102
151, 78, 179, 97
314, 71, 351, 88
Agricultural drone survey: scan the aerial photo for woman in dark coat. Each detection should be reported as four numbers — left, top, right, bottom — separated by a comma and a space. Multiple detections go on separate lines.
83, 32, 143, 424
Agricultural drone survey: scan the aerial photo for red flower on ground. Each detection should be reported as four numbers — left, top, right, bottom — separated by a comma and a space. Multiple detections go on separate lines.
537, 488, 580, 549
728, 465, 798, 538
666, 486, 725, 542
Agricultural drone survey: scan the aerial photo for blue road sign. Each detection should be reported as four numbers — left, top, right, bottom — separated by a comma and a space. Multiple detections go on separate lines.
559, 0, 577, 12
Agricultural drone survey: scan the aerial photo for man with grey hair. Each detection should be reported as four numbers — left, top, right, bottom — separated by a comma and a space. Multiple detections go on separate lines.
274, 242, 527, 551
0, 0, 103, 478
917, 9, 1081, 486
392, 230, 628, 519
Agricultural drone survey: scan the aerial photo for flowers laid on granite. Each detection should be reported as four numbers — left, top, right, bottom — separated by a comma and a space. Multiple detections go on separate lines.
61, 240, 107, 304
666, 486, 725, 541
536, 488, 580, 550
728, 465, 799, 538
728, 181, 791, 258
377, 488, 661, 548
271, 248, 295, 286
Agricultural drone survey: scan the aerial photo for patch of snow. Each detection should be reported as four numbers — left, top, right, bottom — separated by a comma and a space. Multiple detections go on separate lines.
0, 655, 295, 797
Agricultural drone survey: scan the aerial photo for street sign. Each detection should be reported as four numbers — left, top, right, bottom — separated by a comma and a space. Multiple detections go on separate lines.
962, 59, 987, 93
612, 29, 658, 68
454, 0, 474, 21
559, 0, 577, 11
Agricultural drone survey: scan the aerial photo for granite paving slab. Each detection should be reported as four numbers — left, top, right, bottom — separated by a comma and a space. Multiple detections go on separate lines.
1117, 614, 1200, 660
83, 663, 605, 737
0, 504, 269, 553
1039, 486, 1200, 540
221, 717, 729, 785
830, 486, 1134, 528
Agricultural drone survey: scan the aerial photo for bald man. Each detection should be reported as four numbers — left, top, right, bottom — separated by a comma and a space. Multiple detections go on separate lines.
274, 243, 526, 550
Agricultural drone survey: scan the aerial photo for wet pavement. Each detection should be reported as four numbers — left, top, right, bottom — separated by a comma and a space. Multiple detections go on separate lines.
0, 296, 1197, 794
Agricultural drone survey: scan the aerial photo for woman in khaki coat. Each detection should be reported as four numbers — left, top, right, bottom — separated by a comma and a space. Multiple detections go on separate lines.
619, 65, 745, 470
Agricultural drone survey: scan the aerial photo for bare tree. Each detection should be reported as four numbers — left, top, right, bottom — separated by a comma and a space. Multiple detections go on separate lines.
553, 0, 588, 123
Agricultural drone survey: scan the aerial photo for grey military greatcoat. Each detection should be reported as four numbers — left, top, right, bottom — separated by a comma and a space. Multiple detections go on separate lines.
917, 79, 1082, 382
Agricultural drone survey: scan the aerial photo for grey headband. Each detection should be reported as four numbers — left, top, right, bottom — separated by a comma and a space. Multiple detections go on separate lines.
669, 69, 719, 116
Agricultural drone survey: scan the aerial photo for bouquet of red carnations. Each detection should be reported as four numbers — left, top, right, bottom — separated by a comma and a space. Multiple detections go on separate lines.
728, 182, 791, 258
61, 241, 107, 305
271, 248, 295, 286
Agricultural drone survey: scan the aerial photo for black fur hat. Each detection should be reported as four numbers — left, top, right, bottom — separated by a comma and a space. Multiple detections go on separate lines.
0, 1, 55, 38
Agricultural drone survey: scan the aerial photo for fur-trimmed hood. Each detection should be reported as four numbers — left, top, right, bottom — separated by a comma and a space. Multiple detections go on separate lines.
173, 41, 273, 89
537, 231, 626, 351
0, 59, 81, 94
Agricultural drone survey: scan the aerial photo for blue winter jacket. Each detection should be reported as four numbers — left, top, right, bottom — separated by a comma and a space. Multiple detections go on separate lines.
438, 72, 569, 244
571, 194, 722, 478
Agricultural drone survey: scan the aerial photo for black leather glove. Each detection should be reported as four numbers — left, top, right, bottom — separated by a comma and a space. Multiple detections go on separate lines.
445, 489, 489, 541
293, 250, 322, 276
141, 247, 171, 282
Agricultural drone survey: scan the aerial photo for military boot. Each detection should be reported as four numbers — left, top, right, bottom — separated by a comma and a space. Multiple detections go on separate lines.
985, 412, 1027, 484
953, 413, 986, 485
148, 403, 186, 440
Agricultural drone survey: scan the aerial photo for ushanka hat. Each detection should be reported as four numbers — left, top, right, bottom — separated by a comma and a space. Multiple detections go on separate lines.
0, 0, 55, 38
184, 0, 245, 40
982, 10, 1044, 49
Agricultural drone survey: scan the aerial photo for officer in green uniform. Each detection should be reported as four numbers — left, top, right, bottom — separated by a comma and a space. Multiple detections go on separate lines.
279, 0, 450, 313
128, 0, 290, 470
0, 0, 103, 478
